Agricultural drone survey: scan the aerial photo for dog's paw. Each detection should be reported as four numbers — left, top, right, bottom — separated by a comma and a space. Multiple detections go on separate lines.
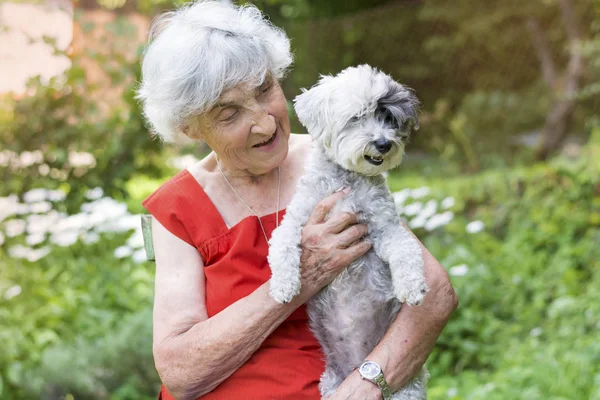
395, 279, 428, 306
269, 276, 301, 304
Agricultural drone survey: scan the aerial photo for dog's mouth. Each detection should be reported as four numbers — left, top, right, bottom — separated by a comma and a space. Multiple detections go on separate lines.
364, 155, 384, 166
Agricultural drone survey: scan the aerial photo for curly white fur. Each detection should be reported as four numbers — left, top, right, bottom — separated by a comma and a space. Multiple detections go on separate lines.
268, 65, 428, 399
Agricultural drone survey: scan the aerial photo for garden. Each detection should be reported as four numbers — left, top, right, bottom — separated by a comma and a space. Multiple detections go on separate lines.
1, 0, 599, 399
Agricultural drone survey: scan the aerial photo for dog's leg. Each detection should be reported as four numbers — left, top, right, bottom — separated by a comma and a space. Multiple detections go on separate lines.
368, 190, 427, 306
318, 365, 345, 398
391, 368, 429, 400
268, 175, 327, 303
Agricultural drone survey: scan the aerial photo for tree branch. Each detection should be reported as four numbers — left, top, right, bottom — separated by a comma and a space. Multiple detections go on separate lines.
558, 0, 584, 96
558, 0, 582, 43
526, 17, 558, 90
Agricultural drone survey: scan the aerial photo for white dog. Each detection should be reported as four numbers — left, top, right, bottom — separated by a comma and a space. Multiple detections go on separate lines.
268, 65, 428, 399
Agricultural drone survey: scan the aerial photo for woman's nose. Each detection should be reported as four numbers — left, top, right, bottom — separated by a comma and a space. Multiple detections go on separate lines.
251, 106, 276, 135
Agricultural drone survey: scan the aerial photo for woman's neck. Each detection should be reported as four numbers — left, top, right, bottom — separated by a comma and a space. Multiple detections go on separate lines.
213, 154, 279, 186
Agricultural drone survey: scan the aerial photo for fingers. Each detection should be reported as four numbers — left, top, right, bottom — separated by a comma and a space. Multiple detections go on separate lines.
335, 223, 368, 248
308, 189, 349, 224
326, 212, 359, 234
339, 239, 372, 265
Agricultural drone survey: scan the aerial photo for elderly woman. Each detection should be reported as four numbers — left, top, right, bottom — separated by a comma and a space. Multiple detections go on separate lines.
138, 1, 457, 400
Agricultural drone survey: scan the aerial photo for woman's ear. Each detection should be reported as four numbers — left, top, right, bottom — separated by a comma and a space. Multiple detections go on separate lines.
180, 117, 205, 141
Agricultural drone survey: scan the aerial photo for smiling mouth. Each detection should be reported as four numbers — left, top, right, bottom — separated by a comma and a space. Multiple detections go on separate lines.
253, 132, 277, 148
364, 155, 384, 166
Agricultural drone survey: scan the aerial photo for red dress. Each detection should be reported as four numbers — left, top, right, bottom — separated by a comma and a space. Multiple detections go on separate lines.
142, 169, 325, 400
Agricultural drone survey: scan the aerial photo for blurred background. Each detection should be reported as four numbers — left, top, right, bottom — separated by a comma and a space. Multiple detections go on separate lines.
0, 0, 599, 398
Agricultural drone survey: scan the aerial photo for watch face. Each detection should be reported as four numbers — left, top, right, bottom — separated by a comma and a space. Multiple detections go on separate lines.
359, 361, 382, 380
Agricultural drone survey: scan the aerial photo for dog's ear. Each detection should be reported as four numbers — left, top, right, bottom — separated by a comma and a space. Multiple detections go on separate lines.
293, 75, 334, 140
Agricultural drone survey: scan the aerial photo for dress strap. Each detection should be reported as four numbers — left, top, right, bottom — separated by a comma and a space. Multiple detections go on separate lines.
142, 169, 229, 249
179, 169, 230, 242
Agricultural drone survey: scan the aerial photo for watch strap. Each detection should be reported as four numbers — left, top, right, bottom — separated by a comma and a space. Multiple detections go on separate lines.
374, 372, 393, 400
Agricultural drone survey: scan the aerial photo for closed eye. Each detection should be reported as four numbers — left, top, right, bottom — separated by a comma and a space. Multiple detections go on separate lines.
219, 107, 238, 122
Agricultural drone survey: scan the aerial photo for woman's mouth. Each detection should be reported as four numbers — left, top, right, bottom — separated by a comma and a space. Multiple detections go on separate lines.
253, 132, 277, 148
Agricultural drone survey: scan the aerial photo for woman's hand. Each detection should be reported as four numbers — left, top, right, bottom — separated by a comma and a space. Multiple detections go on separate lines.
324, 370, 382, 400
296, 189, 372, 302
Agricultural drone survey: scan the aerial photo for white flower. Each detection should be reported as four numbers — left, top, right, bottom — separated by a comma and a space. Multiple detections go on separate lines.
0, 151, 18, 167
47, 190, 66, 202
410, 187, 430, 199
441, 196, 455, 209
449, 264, 469, 276
403, 202, 423, 216
82, 198, 127, 221
424, 211, 454, 231
530, 327, 543, 337
392, 189, 411, 206
409, 215, 427, 229
87, 211, 109, 227
126, 229, 145, 249
0, 195, 20, 222
29, 201, 52, 214
26, 246, 51, 262
68, 151, 96, 168
85, 187, 104, 200
5, 219, 26, 237
98, 214, 139, 233
15, 203, 30, 215
50, 214, 90, 235
82, 232, 100, 244
466, 220, 485, 234
114, 246, 133, 258
419, 200, 437, 219
132, 248, 148, 263
23, 188, 48, 203
38, 163, 50, 176
50, 231, 79, 247
26, 233, 46, 246
20, 150, 43, 167
4, 285, 22, 300
9, 244, 31, 258
26, 211, 62, 235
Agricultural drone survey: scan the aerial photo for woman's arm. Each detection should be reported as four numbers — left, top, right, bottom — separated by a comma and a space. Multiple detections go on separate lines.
327, 227, 458, 399
152, 191, 371, 400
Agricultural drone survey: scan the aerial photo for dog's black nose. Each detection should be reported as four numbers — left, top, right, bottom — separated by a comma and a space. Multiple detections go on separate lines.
374, 139, 392, 154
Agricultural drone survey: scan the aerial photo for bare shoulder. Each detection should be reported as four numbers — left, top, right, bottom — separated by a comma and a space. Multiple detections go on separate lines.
187, 153, 217, 188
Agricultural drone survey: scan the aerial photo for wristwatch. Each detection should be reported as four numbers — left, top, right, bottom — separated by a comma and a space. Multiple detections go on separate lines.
357, 360, 393, 400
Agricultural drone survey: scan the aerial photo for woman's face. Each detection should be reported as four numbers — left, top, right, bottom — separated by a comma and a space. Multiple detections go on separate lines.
197, 75, 291, 176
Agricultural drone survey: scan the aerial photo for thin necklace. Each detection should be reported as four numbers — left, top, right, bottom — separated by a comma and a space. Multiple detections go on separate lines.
216, 159, 280, 245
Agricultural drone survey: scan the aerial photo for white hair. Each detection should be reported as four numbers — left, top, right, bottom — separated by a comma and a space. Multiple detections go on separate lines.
136, 0, 293, 143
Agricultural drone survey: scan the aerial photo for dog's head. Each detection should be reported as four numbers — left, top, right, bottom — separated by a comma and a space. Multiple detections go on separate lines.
294, 65, 419, 176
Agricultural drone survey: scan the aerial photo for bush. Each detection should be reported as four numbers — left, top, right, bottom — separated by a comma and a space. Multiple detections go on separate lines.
388, 145, 600, 399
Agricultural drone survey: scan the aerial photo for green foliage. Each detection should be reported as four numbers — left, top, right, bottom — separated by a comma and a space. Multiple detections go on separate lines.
0, 232, 157, 399
388, 146, 600, 399
0, 18, 165, 213
2, 2, 599, 399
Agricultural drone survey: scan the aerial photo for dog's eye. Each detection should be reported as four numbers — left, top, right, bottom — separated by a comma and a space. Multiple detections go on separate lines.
379, 108, 398, 129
